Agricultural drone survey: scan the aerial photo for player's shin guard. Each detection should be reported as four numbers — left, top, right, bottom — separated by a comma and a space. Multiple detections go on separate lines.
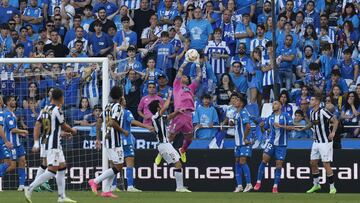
56, 167, 66, 199
29, 169, 56, 192
312, 173, 320, 186
0, 163, 9, 177
18, 167, 26, 186
327, 174, 335, 190
94, 167, 118, 184
126, 167, 134, 187
235, 163, 243, 186
274, 168, 282, 188
256, 161, 266, 183
181, 135, 192, 152
174, 168, 184, 189
242, 164, 251, 184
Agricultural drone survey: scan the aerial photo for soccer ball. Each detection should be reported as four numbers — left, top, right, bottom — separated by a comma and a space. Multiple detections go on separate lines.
186, 49, 199, 62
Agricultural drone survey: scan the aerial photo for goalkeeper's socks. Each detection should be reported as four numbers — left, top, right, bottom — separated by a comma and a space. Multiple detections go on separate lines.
256, 161, 266, 182
235, 163, 242, 186
242, 164, 252, 184
0, 163, 9, 177
18, 167, 26, 186
274, 168, 282, 186
174, 169, 184, 189
94, 168, 117, 184
29, 170, 56, 192
56, 168, 66, 199
126, 167, 134, 187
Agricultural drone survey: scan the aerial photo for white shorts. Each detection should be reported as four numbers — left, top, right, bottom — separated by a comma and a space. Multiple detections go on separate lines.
40, 144, 47, 158
47, 149, 65, 167
106, 147, 124, 164
158, 143, 180, 164
310, 142, 333, 162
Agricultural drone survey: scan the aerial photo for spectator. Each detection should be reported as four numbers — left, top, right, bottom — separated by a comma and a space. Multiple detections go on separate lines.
89, 7, 116, 33
280, 0, 296, 25
53, 15, 67, 43
17, 26, 33, 57
173, 16, 186, 42
193, 94, 219, 139
20, 97, 40, 135
44, 30, 70, 57
278, 22, 298, 50
250, 24, 268, 57
81, 5, 95, 33
305, 62, 325, 95
32, 40, 45, 58
229, 61, 247, 96
293, 11, 305, 37
93, 0, 118, 17
25, 25, 38, 43
142, 57, 162, 95
113, 16, 137, 59
279, 90, 293, 117
155, 31, 176, 84
337, 21, 358, 57
124, 69, 144, 121
326, 69, 349, 95
230, 42, 251, 68
21, 0, 43, 32
217, 9, 236, 55
296, 45, 316, 81
261, 41, 280, 103
0, 0, 20, 24
137, 81, 164, 125
292, 110, 311, 139
13, 43, 30, 72
235, 0, 256, 18
317, 43, 336, 79
82, 104, 102, 126
64, 15, 87, 45
141, 14, 162, 48
133, 0, 155, 47
61, 64, 81, 109
157, 73, 171, 101
329, 85, 344, 111
204, 1, 221, 29
67, 26, 89, 53
157, 0, 178, 32
335, 48, 359, 82
39, 87, 53, 109
337, 3, 359, 31
303, 0, 320, 29
296, 85, 311, 107
73, 97, 92, 125
276, 34, 296, 90
246, 47, 263, 105
81, 63, 100, 108
299, 98, 311, 121
88, 21, 113, 57
187, 7, 213, 50
0, 24, 13, 58
235, 13, 256, 54
204, 28, 230, 80
300, 24, 319, 55
214, 73, 236, 106
258, 1, 271, 25
112, 5, 135, 30
168, 26, 181, 53
340, 91, 360, 137
116, 45, 142, 72
182, 4, 194, 27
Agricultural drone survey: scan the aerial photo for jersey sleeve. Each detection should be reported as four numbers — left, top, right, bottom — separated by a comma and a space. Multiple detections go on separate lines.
55, 107, 65, 125
0, 113, 4, 126
321, 109, 333, 120
126, 110, 134, 123
286, 113, 294, 125
5, 114, 16, 130
36, 110, 43, 122
241, 110, 250, 125
112, 105, 122, 120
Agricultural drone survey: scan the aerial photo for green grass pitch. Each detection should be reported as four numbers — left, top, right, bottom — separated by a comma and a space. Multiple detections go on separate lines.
1, 191, 360, 203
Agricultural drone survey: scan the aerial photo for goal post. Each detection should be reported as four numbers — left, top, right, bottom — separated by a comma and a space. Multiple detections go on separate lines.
0, 57, 109, 190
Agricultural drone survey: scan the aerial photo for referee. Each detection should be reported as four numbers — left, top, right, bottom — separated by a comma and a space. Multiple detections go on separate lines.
297, 94, 339, 194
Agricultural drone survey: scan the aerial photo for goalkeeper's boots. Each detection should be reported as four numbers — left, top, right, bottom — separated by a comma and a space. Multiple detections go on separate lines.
179, 148, 187, 163
329, 188, 337, 194
101, 192, 118, 198
88, 179, 98, 195
176, 187, 192, 193
24, 187, 32, 203
58, 197, 77, 203
154, 154, 162, 165
127, 186, 142, 192
306, 184, 321, 193
41, 182, 53, 192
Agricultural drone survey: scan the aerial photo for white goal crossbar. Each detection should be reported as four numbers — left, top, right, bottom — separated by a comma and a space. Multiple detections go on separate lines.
0, 57, 109, 190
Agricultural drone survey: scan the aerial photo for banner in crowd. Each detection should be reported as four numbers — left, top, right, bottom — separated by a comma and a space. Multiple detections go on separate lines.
2, 149, 359, 192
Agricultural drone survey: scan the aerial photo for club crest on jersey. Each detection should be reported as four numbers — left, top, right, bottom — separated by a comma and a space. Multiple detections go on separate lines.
182, 86, 190, 92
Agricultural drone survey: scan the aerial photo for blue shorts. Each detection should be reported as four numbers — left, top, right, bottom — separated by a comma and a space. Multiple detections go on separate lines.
263, 143, 287, 161
0, 144, 11, 160
10, 145, 26, 160
123, 145, 135, 158
234, 146, 252, 158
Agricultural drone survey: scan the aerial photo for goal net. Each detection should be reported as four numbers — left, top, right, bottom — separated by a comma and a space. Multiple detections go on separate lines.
0, 57, 110, 191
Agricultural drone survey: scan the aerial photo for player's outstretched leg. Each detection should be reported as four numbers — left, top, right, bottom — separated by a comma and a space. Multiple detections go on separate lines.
25, 169, 57, 203
179, 133, 192, 163
56, 167, 77, 203
89, 167, 119, 195
17, 156, 27, 191
272, 167, 281, 193
306, 160, 321, 193
234, 162, 243, 192
254, 161, 266, 191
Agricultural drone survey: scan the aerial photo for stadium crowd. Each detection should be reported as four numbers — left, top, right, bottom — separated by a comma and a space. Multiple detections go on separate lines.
1, 0, 360, 147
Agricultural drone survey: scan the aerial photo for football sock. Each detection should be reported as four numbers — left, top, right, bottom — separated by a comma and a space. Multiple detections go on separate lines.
56, 168, 66, 199
174, 168, 184, 189
274, 168, 282, 187
94, 167, 117, 184
18, 167, 26, 186
242, 163, 251, 184
235, 163, 242, 186
126, 167, 134, 187
256, 161, 266, 183
29, 170, 56, 192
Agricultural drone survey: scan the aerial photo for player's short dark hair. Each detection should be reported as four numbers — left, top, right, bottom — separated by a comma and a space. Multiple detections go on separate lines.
110, 86, 123, 100
3, 95, 15, 105
148, 100, 160, 115
51, 88, 64, 101
295, 109, 304, 117
312, 93, 322, 102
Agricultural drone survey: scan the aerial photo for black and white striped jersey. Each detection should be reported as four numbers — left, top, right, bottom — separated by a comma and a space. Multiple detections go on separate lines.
151, 112, 168, 143
41, 104, 65, 150
310, 107, 333, 143
103, 102, 124, 149
36, 105, 56, 145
